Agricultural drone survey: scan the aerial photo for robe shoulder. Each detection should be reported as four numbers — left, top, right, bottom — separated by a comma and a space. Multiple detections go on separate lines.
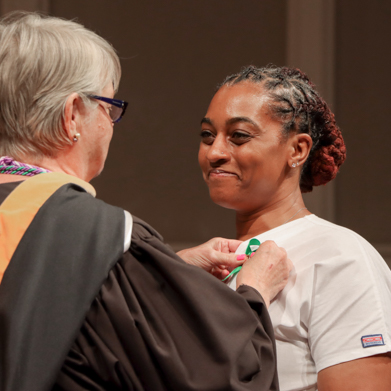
0, 182, 125, 391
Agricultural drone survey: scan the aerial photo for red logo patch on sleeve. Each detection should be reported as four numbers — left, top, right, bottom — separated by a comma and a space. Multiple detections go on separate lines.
361, 334, 385, 348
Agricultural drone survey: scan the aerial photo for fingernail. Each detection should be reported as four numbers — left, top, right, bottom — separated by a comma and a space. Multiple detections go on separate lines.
250, 253, 255, 258
236, 254, 246, 261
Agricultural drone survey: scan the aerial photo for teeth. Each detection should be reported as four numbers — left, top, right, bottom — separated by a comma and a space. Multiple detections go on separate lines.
212, 169, 234, 175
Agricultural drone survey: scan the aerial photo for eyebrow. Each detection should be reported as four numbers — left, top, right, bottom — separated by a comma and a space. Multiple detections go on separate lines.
201, 117, 213, 126
201, 116, 260, 131
227, 117, 259, 129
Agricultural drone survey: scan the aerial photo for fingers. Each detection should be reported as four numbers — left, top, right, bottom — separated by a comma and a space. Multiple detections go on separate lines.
209, 237, 242, 254
226, 239, 243, 253
204, 237, 245, 268
177, 237, 245, 276
211, 266, 230, 280
221, 252, 247, 269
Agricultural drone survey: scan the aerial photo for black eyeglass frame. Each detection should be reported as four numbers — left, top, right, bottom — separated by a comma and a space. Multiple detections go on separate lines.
88, 95, 128, 123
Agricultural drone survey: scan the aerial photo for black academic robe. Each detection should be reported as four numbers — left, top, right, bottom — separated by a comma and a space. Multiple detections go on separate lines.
0, 173, 279, 391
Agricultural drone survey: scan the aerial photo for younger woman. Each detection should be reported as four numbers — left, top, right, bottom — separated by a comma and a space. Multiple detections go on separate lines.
199, 65, 391, 391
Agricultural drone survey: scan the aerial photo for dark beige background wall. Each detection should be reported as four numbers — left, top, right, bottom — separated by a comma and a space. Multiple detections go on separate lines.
335, 2, 391, 250
50, 0, 287, 246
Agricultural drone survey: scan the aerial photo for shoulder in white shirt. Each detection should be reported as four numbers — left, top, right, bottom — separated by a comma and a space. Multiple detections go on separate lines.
228, 215, 391, 391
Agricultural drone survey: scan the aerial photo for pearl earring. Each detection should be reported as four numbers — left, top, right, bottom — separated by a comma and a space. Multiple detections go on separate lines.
73, 133, 81, 142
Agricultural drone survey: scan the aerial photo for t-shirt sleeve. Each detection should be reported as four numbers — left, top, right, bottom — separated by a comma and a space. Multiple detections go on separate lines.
308, 233, 391, 373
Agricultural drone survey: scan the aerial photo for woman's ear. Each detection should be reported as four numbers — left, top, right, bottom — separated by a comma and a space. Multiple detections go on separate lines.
289, 133, 313, 168
62, 93, 82, 141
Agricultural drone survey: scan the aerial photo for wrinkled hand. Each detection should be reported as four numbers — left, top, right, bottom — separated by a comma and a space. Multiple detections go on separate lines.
236, 240, 293, 308
177, 237, 244, 279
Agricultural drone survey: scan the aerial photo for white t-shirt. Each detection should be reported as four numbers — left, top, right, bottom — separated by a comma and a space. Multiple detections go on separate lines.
228, 215, 391, 391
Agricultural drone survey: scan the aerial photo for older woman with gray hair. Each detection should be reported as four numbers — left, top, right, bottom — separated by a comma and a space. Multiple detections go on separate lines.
0, 12, 291, 391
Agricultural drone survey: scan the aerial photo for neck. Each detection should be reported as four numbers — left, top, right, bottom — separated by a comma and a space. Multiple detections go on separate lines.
20, 149, 91, 182
0, 174, 26, 183
0, 150, 92, 185
235, 189, 310, 240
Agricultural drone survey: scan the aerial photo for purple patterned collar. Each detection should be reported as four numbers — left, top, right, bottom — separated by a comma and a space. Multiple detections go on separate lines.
0, 156, 51, 176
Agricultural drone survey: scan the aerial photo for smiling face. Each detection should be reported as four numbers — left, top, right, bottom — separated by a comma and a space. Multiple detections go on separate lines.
198, 81, 295, 214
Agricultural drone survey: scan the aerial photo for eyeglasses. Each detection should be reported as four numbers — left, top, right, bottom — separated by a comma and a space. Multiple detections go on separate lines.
88, 95, 128, 123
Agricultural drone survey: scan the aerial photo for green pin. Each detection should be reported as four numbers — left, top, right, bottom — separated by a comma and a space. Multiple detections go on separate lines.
245, 238, 261, 256
221, 238, 262, 282
221, 265, 243, 282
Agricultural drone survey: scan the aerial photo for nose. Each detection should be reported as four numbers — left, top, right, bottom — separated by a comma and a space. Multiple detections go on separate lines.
206, 135, 230, 164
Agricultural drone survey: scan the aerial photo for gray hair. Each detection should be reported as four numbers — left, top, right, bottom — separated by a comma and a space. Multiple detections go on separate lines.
0, 12, 121, 158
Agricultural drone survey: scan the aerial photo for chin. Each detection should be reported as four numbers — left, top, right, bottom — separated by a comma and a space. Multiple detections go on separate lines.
209, 188, 260, 214
209, 189, 239, 211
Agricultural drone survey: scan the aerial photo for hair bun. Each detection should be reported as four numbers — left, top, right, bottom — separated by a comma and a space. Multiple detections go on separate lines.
311, 135, 346, 186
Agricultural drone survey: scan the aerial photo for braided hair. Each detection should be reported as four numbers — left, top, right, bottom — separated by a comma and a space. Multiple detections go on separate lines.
219, 65, 346, 193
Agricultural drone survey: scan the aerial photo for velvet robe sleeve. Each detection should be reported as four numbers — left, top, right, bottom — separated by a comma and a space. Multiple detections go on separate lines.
53, 217, 279, 391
